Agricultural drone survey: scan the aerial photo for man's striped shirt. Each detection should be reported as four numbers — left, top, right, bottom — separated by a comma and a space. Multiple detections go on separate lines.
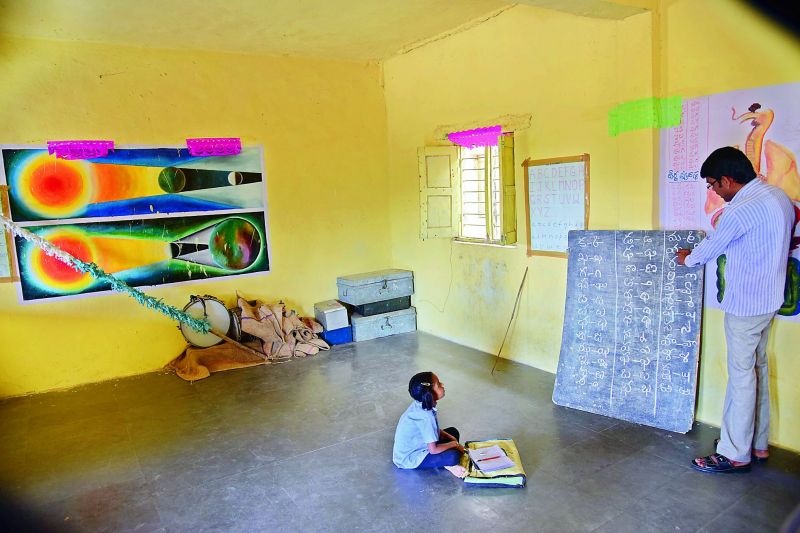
684, 179, 795, 316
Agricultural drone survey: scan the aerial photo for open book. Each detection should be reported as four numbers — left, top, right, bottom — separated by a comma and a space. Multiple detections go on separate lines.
467, 444, 515, 472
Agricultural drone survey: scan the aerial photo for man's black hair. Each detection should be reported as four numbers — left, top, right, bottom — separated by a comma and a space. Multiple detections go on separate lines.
700, 146, 757, 185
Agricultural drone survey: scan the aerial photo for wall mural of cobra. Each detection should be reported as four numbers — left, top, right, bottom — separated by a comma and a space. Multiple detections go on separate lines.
0, 146, 270, 302
660, 82, 800, 320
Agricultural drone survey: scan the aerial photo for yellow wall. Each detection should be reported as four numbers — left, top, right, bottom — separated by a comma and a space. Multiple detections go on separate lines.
0, 37, 391, 396
384, 2, 800, 451
384, 5, 653, 379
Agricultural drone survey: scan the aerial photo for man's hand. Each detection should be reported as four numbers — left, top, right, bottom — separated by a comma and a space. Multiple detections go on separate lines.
676, 248, 692, 266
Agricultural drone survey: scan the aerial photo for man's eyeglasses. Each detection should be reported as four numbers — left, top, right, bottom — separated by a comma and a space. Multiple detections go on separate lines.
706, 179, 719, 190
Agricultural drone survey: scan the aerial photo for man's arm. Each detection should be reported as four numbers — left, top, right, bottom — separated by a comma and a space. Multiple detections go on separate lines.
677, 215, 745, 267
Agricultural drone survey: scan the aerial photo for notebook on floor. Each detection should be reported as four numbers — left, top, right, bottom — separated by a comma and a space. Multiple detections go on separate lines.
460, 438, 526, 488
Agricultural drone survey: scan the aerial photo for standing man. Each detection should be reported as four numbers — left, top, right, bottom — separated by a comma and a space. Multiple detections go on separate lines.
677, 146, 794, 474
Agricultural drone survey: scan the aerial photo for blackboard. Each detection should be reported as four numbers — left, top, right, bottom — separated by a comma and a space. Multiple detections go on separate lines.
553, 230, 705, 433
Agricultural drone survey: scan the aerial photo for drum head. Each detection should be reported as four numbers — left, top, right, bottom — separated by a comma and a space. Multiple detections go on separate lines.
180, 296, 231, 347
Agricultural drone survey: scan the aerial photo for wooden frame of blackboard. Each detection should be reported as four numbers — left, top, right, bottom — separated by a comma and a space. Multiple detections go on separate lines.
523, 154, 590, 258
0, 185, 19, 282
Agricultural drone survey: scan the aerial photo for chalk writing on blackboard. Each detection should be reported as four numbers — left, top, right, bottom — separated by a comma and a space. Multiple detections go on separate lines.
553, 230, 704, 433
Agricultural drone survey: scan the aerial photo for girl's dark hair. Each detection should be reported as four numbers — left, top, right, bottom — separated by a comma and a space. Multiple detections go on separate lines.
701, 146, 757, 184
408, 371, 435, 410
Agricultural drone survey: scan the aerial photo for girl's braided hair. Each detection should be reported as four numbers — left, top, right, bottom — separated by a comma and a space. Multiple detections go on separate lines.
408, 371, 435, 410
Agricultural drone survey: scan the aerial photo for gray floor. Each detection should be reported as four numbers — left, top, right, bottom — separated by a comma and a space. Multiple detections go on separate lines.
1, 332, 799, 532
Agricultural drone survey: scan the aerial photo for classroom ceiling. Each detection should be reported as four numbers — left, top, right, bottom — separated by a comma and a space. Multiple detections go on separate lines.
0, 0, 652, 62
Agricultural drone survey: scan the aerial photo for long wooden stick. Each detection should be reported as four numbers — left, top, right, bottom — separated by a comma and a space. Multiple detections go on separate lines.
491, 266, 528, 375
209, 328, 267, 361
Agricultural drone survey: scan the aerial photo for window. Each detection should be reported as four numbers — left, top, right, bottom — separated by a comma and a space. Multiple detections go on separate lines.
419, 133, 516, 245
459, 144, 501, 241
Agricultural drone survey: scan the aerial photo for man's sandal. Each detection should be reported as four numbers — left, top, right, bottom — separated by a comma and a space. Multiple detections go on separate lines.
713, 438, 769, 462
691, 453, 751, 474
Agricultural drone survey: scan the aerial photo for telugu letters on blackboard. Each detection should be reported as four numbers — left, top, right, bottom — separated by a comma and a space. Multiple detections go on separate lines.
553, 230, 705, 433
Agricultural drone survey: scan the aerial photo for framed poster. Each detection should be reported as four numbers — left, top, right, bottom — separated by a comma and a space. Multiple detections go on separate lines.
523, 154, 590, 257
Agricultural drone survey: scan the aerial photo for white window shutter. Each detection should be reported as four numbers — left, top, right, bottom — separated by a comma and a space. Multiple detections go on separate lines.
499, 134, 517, 245
418, 146, 460, 240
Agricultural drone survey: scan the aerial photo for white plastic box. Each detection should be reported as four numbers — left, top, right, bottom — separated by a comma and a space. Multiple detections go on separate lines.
314, 300, 349, 331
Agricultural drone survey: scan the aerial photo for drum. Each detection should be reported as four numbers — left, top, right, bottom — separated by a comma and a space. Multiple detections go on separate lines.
179, 295, 242, 347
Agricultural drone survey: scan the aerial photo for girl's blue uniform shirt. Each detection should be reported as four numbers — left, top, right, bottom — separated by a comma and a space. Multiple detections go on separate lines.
393, 401, 439, 468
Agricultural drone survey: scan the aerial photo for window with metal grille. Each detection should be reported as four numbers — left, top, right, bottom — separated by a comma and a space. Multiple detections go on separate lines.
459, 144, 503, 242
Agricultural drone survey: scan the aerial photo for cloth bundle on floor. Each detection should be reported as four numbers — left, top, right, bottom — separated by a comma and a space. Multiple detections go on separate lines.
237, 298, 329, 361
168, 297, 329, 382
460, 438, 527, 488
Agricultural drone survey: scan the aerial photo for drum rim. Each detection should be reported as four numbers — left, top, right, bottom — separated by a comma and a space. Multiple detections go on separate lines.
229, 312, 242, 341
179, 295, 232, 347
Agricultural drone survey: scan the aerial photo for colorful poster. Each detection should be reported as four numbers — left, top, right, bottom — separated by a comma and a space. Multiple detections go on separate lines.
0, 146, 270, 301
3, 147, 265, 222
659, 82, 800, 320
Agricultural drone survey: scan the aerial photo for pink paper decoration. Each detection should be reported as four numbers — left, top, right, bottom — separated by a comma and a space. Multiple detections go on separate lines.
186, 137, 241, 156
447, 125, 502, 148
47, 140, 114, 160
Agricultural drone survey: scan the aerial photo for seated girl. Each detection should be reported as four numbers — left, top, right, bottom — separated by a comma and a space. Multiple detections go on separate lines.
392, 372, 466, 478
